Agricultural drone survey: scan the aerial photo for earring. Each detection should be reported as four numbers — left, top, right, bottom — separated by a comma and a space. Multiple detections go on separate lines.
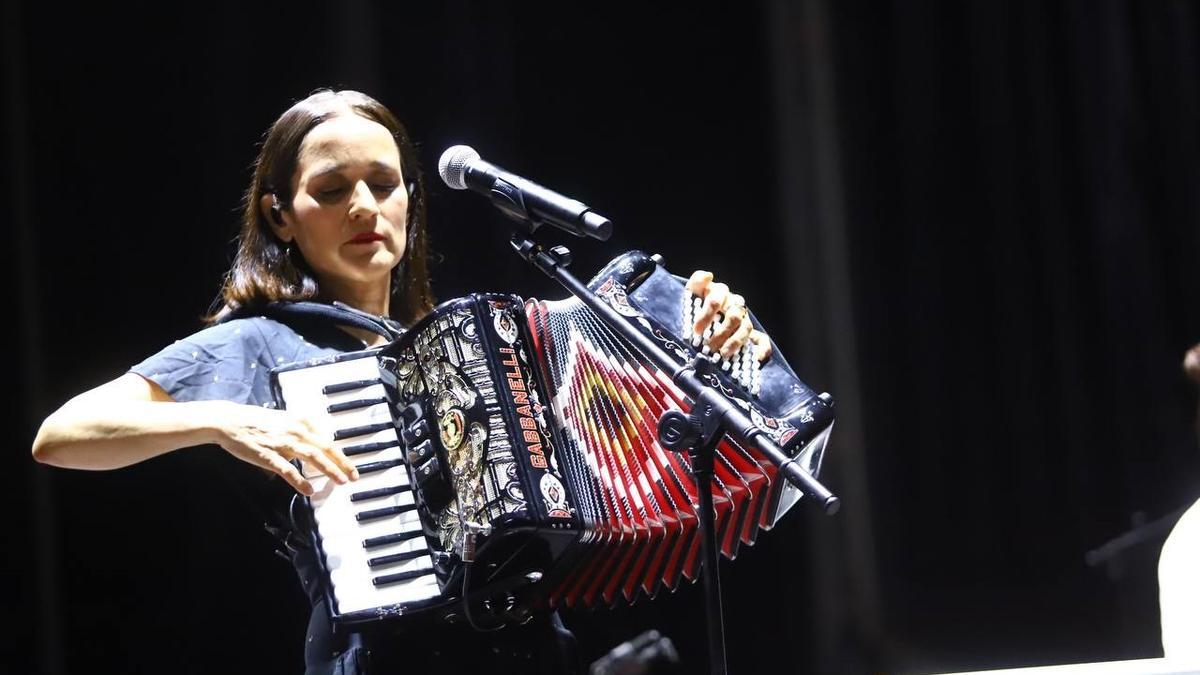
270, 193, 285, 226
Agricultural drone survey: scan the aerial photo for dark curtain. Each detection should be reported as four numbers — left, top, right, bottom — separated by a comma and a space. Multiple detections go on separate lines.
8, 1, 1200, 674
804, 0, 1200, 671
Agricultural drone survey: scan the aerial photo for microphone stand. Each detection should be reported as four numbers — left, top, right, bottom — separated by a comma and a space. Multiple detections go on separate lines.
658, 374, 733, 675
509, 232, 840, 675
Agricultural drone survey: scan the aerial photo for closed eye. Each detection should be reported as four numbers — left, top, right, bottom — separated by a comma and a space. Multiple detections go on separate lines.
314, 181, 398, 203
317, 186, 349, 201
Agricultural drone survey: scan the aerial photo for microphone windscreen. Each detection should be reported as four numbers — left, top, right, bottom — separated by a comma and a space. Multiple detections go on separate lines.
438, 145, 480, 190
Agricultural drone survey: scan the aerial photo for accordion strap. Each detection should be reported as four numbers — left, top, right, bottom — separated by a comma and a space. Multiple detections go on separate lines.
218, 300, 404, 341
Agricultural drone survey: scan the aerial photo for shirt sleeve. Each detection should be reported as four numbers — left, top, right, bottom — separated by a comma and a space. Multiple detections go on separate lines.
129, 319, 278, 407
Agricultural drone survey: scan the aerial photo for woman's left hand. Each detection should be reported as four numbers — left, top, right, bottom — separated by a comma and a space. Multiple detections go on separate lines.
685, 270, 773, 362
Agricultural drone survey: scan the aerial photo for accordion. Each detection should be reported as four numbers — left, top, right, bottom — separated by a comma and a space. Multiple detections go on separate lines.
270, 250, 835, 628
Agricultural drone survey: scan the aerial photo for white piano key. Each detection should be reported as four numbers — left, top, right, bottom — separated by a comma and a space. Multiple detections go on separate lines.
336, 576, 441, 615
348, 463, 410, 488
330, 552, 431, 584
331, 556, 438, 613
323, 535, 430, 576
322, 529, 426, 573
316, 500, 422, 544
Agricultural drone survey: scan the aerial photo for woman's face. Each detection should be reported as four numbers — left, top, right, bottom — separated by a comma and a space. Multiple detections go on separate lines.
271, 113, 409, 300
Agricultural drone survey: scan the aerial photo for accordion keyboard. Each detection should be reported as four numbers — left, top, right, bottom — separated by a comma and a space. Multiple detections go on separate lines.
273, 353, 440, 616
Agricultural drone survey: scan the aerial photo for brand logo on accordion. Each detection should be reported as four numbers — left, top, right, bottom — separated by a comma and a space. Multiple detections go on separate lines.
499, 346, 549, 470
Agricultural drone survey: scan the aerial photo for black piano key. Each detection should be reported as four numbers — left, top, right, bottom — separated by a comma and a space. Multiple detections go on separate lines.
355, 458, 405, 475
356, 504, 417, 522
334, 421, 395, 441
367, 549, 428, 568
327, 396, 388, 414
349, 484, 408, 502
343, 439, 401, 457
363, 530, 424, 549
373, 569, 432, 587
323, 378, 380, 395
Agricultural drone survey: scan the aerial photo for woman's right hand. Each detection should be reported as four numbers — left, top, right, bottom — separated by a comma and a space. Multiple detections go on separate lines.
33, 373, 356, 495
212, 402, 359, 495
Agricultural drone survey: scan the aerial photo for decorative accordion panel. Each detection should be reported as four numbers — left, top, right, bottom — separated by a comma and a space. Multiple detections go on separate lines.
381, 295, 580, 559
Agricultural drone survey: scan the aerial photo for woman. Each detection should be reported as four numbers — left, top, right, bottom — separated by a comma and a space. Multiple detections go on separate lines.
31, 89, 769, 674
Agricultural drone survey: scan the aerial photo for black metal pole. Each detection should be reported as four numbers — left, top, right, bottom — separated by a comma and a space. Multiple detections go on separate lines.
692, 416, 728, 675
658, 394, 731, 675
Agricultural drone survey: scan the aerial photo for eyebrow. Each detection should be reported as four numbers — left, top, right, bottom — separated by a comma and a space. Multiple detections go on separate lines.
310, 160, 400, 180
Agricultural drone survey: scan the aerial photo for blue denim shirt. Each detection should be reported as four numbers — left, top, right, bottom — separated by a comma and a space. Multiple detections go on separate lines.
130, 315, 364, 408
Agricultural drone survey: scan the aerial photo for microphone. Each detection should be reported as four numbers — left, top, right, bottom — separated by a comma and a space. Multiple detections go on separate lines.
438, 145, 613, 241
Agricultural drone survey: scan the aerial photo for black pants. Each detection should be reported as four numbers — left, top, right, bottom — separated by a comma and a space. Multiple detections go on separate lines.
306, 610, 580, 675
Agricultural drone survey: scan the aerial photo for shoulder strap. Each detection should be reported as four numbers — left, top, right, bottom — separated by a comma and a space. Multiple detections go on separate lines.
218, 300, 404, 341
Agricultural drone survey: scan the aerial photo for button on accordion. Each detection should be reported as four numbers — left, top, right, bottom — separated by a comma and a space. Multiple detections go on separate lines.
270, 250, 835, 628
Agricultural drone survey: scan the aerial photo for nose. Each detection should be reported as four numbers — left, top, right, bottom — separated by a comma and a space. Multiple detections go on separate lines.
348, 181, 381, 220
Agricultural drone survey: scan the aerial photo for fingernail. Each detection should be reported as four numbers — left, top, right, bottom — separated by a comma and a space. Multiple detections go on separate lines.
351, 469, 360, 480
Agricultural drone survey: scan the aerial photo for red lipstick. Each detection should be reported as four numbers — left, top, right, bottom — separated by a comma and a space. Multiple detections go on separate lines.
347, 232, 386, 244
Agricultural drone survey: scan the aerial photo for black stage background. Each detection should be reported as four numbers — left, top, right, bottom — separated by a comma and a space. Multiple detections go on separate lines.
7, 1, 1200, 673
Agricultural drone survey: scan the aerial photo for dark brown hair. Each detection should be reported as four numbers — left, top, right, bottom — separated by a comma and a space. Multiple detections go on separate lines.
208, 89, 434, 326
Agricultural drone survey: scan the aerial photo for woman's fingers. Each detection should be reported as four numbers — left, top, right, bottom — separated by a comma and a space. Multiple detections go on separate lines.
296, 421, 359, 481
708, 301, 746, 354
686, 270, 713, 296
294, 444, 350, 485
687, 273, 775, 363
263, 452, 314, 496
721, 316, 754, 359
749, 330, 773, 362
694, 282, 730, 335
220, 407, 359, 493
335, 447, 360, 481
691, 267, 772, 362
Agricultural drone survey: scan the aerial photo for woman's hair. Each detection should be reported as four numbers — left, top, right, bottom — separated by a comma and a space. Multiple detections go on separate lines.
207, 89, 434, 327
